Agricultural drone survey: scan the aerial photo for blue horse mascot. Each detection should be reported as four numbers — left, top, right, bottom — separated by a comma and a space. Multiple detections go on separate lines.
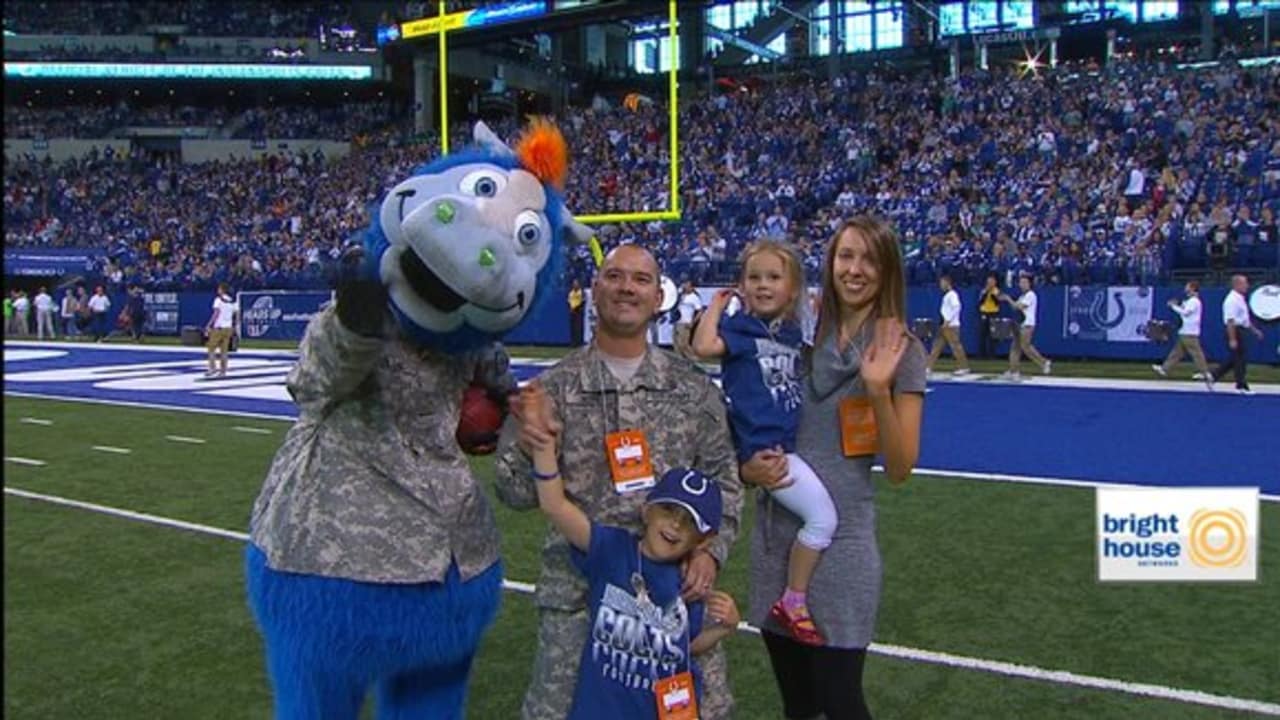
245, 119, 591, 720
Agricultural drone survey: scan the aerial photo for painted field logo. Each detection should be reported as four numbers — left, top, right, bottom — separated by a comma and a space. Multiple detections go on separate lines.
1187, 509, 1248, 568
1097, 488, 1258, 582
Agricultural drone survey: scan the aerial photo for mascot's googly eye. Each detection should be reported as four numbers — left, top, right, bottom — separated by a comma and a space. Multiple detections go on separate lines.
460, 169, 507, 198
514, 210, 543, 247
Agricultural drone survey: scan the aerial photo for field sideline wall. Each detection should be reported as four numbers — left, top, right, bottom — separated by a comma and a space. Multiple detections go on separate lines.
22, 286, 1276, 363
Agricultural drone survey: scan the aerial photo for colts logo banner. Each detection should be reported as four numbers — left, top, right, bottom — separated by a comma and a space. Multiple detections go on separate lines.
1096, 487, 1258, 582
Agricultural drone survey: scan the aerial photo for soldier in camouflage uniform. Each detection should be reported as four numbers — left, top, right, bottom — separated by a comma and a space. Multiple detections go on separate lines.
496, 245, 744, 719
246, 276, 516, 719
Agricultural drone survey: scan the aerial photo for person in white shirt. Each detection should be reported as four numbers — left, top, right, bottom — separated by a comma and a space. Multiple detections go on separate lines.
33, 286, 56, 340
60, 289, 79, 337
1211, 274, 1264, 395
12, 290, 30, 337
999, 274, 1051, 380
1123, 161, 1145, 199
204, 283, 239, 378
1152, 281, 1212, 389
926, 274, 970, 376
673, 280, 703, 360
86, 286, 111, 342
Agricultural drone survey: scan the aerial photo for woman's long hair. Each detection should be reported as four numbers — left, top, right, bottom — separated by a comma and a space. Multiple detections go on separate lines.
815, 215, 906, 349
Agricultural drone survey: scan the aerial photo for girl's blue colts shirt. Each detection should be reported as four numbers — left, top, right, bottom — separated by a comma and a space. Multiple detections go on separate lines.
718, 311, 804, 463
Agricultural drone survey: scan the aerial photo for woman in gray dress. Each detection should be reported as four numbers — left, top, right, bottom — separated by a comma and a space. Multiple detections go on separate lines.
740, 215, 926, 720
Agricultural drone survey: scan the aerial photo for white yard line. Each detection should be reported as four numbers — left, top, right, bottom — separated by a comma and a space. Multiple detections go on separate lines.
164, 435, 207, 444
90, 445, 132, 455
4, 485, 1278, 716
19, 417, 53, 425
5, 457, 47, 466
232, 426, 274, 435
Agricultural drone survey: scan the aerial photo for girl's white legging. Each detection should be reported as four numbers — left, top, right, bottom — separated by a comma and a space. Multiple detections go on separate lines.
770, 453, 838, 551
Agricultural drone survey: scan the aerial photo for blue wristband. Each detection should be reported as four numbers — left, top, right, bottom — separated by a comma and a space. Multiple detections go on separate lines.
532, 468, 560, 481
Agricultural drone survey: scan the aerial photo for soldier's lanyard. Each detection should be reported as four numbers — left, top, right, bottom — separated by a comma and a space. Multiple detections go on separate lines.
632, 540, 698, 720
598, 355, 656, 493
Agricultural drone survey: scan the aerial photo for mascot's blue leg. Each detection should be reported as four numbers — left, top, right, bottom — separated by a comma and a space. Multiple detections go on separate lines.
372, 561, 501, 720
245, 545, 371, 719
263, 639, 367, 720
374, 654, 475, 720
245, 545, 502, 720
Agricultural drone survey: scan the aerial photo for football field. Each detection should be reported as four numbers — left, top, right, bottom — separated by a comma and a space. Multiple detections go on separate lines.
4, 341, 1279, 719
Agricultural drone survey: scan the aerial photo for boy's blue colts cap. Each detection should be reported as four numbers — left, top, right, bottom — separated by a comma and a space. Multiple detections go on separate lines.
646, 467, 722, 534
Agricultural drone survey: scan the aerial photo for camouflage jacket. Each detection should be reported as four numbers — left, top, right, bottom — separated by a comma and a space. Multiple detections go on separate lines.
495, 344, 743, 610
249, 305, 510, 584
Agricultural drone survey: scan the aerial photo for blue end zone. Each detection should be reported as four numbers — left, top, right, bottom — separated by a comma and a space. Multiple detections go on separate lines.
5, 343, 1277, 495
919, 383, 1278, 494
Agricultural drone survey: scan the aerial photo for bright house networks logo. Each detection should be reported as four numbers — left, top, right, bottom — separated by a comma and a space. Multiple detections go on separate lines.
1097, 488, 1258, 582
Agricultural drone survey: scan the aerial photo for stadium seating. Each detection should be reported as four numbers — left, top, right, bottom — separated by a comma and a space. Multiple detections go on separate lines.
5, 53, 1278, 291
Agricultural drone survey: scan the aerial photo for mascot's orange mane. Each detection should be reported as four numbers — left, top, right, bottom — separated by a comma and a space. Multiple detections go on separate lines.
515, 117, 569, 191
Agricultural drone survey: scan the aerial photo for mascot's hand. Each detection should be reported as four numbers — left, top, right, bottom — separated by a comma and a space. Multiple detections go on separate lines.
336, 245, 389, 338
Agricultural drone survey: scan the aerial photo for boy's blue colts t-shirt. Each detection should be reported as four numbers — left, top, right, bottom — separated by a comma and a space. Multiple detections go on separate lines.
568, 523, 705, 720
719, 311, 804, 462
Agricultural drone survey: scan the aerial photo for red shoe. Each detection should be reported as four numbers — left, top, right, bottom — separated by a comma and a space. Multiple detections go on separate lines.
769, 599, 825, 646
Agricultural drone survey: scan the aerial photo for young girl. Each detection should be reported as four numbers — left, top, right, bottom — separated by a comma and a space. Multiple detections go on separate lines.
691, 240, 835, 646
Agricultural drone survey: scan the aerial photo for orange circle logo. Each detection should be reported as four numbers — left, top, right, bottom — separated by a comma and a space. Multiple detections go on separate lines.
1187, 509, 1247, 568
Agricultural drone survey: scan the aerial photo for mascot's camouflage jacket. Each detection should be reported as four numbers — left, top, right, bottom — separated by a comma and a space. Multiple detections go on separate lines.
250, 119, 592, 584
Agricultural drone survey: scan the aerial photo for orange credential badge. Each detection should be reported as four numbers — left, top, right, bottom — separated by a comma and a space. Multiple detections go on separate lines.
839, 396, 879, 457
605, 429, 656, 493
654, 671, 698, 720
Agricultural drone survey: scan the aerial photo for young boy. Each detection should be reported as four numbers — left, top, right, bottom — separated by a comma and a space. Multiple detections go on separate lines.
521, 382, 740, 720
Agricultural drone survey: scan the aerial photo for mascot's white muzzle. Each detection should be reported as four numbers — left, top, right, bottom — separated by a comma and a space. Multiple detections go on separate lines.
395, 195, 539, 316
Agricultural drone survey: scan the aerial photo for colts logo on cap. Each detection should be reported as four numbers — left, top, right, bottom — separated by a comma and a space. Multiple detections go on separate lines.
681, 471, 708, 495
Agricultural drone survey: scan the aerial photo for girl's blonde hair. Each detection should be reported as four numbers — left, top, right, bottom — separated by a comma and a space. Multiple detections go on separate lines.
738, 239, 805, 321
815, 215, 906, 348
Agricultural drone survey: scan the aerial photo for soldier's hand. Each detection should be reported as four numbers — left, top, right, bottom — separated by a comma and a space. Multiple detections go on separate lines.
680, 549, 719, 602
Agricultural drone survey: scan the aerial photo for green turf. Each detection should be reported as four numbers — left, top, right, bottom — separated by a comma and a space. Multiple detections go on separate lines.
4, 396, 1278, 719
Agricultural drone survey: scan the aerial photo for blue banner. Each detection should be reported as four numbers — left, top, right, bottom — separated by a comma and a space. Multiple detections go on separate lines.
4, 248, 105, 277
1063, 285, 1156, 343
142, 292, 180, 335
237, 291, 332, 341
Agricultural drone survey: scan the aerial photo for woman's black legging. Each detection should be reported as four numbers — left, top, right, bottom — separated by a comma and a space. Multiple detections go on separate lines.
762, 630, 872, 720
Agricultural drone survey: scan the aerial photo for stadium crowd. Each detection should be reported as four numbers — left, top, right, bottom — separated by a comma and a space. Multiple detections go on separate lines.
6, 102, 235, 140
5, 56, 1279, 292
